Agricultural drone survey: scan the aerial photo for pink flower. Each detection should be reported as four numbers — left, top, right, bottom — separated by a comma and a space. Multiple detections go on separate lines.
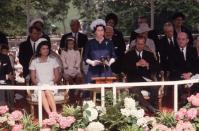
186, 108, 198, 120
152, 124, 171, 131
49, 112, 61, 121
175, 121, 195, 131
9, 110, 23, 121
0, 105, 9, 115
175, 108, 187, 120
191, 97, 199, 107
12, 124, 23, 131
42, 118, 57, 127
78, 128, 85, 131
58, 116, 75, 129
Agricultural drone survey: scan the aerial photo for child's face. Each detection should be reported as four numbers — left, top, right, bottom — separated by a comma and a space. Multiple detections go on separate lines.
67, 41, 75, 49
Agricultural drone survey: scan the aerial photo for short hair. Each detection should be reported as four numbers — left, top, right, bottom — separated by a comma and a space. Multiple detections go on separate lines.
163, 22, 174, 31
135, 35, 146, 43
64, 36, 78, 51
35, 41, 51, 57
34, 21, 44, 28
177, 32, 189, 39
70, 19, 80, 26
1, 44, 9, 51
172, 12, 185, 20
105, 13, 118, 25
29, 26, 42, 33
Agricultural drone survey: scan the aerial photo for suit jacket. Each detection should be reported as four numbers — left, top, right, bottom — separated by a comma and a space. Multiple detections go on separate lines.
0, 32, 8, 45
18, 39, 34, 78
159, 36, 177, 71
60, 32, 88, 49
0, 53, 12, 81
123, 50, 158, 82
170, 46, 198, 80
110, 29, 126, 74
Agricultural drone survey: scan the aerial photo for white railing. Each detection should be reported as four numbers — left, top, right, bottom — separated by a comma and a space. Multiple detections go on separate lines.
1, 79, 199, 127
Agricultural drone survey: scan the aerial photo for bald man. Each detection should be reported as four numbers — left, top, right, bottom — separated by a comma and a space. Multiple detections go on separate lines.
60, 19, 88, 49
170, 32, 198, 80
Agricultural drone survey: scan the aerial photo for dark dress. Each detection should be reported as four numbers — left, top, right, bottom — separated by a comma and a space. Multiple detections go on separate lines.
84, 39, 116, 83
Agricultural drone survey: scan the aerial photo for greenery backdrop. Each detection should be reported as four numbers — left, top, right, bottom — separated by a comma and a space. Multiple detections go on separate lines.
0, 0, 199, 37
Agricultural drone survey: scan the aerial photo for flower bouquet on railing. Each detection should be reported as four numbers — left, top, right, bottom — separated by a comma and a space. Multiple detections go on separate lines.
0, 105, 39, 131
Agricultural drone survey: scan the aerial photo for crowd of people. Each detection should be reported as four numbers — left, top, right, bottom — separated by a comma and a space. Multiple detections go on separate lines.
0, 12, 199, 114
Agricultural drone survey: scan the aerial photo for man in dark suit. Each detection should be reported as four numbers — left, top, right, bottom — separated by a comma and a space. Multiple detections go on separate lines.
159, 22, 177, 77
0, 53, 13, 106
0, 31, 8, 46
19, 26, 42, 78
105, 13, 126, 75
172, 12, 193, 46
170, 32, 198, 80
60, 19, 88, 49
123, 35, 159, 113
130, 16, 159, 51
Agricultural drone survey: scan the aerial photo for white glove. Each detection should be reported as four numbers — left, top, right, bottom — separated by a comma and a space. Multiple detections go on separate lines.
107, 58, 115, 66
86, 59, 101, 67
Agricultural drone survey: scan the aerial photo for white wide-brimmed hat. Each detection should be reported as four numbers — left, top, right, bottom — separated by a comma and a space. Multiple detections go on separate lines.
36, 38, 48, 44
90, 19, 106, 31
134, 23, 152, 34
29, 18, 44, 27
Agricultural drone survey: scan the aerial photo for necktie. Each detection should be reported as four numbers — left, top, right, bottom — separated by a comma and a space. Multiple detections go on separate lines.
138, 52, 141, 59
181, 48, 185, 61
169, 38, 174, 47
33, 43, 36, 53
75, 33, 78, 45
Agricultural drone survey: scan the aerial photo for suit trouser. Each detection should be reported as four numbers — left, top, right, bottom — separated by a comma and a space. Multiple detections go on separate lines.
0, 90, 6, 105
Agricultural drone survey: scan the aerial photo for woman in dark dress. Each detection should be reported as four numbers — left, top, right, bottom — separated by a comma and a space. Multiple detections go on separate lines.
84, 19, 116, 83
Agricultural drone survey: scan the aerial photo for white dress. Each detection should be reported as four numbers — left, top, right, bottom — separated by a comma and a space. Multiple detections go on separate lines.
29, 56, 59, 94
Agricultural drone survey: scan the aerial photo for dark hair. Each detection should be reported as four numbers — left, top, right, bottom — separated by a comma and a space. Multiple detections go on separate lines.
35, 41, 51, 57
93, 25, 105, 32
64, 36, 78, 51
33, 21, 44, 28
105, 13, 118, 25
135, 35, 146, 43
29, 26, 42, 33
1, 44, 9, 51
172, 12, 185, 20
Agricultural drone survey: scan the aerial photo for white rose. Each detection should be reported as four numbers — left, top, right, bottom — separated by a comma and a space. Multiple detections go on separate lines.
0, 116, 7, 123
133, 109, 145, 119
120, 108, 132, 117
96, 106, 106, 116
86, 121, 104, 131
83, 101, 95, 108
83, 108, 98, 121
124, 97, 136, 110
137, 117, 148, 127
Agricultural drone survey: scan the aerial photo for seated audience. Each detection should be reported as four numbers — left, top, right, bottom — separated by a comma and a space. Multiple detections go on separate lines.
172, 12, 193, 46
130, 23, 156, 57
60, 36, 82, 84
123, 35, 159, 113
130, 16, 159, 49
29, 40, 59, 115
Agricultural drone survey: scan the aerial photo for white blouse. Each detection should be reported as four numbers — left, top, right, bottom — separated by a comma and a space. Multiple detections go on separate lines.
29, 57, 59, 85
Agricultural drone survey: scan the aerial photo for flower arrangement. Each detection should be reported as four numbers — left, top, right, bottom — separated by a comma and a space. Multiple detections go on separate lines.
0, 105, 39, 131
42, 112, 76, 130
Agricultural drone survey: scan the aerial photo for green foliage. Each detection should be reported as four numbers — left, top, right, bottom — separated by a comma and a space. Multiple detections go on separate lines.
120, 124, 143, 131
21, 112, 40, 131
156, 111, 177, 128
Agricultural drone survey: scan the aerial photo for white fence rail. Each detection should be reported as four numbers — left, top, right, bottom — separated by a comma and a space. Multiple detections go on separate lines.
1, 79, 199, 127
